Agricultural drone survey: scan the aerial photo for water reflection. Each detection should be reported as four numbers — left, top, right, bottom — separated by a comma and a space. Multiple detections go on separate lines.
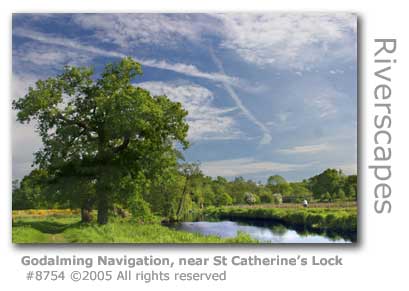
171, 220, 352, 243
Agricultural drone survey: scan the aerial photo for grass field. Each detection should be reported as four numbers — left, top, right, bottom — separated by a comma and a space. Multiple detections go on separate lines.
12, 211, 257, 244
12, 203, 357, 243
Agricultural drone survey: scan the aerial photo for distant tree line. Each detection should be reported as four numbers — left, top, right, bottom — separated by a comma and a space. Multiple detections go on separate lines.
13, 166, 357, 214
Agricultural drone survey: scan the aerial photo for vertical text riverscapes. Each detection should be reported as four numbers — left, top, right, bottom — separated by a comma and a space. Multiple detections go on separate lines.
370, 39, 396, 214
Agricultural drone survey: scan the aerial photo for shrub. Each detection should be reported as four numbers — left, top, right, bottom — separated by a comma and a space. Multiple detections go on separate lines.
306, 213, 325, 228
337, 189, 346, 200
259, 192, 273, 203
244, 192, 257, 205
129, 195, 156, 224
287, 211, 307, 225
272, 193, 283, 204
215, 192, 233, 206
321, 192, 332, 202
325, 213, 337, 228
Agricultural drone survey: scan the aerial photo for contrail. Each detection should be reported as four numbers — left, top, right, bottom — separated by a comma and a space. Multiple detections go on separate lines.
13, 28, 236, 84
209, 48, 272, 145
14, 28, 272, 144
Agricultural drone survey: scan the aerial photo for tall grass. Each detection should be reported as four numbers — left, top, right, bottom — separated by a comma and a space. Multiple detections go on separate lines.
12, 214, 257, 244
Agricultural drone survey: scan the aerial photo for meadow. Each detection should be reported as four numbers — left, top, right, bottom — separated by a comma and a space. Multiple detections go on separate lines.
12, 210, 257, 244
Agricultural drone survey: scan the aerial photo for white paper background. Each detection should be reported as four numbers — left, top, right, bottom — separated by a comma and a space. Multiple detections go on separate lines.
1, 1, 408, 290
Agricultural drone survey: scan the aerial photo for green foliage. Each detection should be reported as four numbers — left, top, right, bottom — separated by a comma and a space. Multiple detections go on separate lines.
11, 57, 358, 243
272, 193, 283, 204
308, 169, 357, 201
282, 182, 312, 203
12, 57, 190, 224
244, 192, 257, 205
337, 189, 346, 200
259, 191, 273, 203
129, 195, 155, 224
267, 175, 287, 186
12, 63, 357, 220
176, 163, 202, 218
145, 172, 182, 220
321, 192, 332, 202
12, 169, 52, 210
225, 177, 257, 204
214, 192, 233, 206
346, 184, 357, 200
309, 169, 341, 199
13, 165, 358, 222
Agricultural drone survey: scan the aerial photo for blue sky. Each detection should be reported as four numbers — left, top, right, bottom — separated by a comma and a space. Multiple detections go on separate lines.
12, 13, 357, 182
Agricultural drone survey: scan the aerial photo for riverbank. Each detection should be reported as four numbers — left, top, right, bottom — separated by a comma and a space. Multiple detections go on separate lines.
12, 212, 257, 243
204, 205, 357, 235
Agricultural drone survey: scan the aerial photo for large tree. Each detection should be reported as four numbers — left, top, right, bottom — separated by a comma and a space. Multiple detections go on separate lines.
267, 175, 287, 186
308, 169, 344, 200
13, 57, 189, 224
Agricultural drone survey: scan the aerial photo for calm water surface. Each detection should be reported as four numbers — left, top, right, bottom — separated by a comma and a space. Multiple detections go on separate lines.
171, 220, 352, 243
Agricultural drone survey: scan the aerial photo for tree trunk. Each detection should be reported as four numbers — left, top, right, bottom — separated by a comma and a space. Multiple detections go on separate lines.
96, 178, 109, 225
81, 198, 93, 223
177, 177, 189, 218
81, 207, 92, 223
97, 192, 109, 225
96, 135, 110, 225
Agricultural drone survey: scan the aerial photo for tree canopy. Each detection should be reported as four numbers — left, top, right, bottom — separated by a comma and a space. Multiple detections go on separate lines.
13, 57, 190, 224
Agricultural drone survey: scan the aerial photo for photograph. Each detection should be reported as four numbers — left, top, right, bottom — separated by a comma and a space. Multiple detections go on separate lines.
11, 13, 357, 244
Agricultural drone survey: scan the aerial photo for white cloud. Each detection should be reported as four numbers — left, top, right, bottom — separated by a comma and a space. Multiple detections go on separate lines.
72, 14, 210, 48
12, 74, 43, 180
73, 13, 357, 72
13, 25, 273, 145
311, 95, 337, 118
11, 77, 242, 179
278, 143, 332, 154
201, 158, 307, 177
334, 163, 357, 175
14, 43, 93, 67
304, 85, 350, 119
216, 13, 357, 70
13, 28, 236, 84
12, 73, 37, 100
313, 162, 357, 176
329, 69, 345, 75
277, 111, 290, 124
136, 81, 241, 141
266, 111, 297, 132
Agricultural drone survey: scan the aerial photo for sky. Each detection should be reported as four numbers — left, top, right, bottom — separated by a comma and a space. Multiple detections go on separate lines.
12, 13, 357, 182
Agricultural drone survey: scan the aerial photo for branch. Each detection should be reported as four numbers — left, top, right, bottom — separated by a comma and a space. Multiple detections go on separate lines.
113, 135, 130, 153
55, 112, 98, 141
56, 112, 89, 131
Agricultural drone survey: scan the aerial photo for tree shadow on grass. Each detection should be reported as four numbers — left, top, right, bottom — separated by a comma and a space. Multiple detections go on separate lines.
13, 220, 82, 234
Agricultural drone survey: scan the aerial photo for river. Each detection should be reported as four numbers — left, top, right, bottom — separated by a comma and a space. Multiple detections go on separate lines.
169, 220, 353, 243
